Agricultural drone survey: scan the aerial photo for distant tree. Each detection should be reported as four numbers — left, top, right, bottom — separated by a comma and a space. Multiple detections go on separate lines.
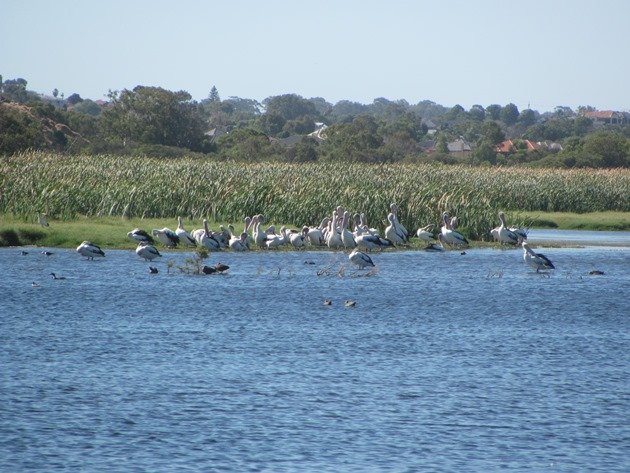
573, 116, 592, 136
500, 103, 519, 126
286, 137, 319, 162
215, 128, 278, 161
330, 100, 368, 123
257, 111, 285, 136
369, 98, 409, 123
582, 131, 629, 167
100, 86, 207, 151
411, 100, 448, 120
52, 88, 59, 98
486, 104, 502, 120
471, 140, 497, 164
380, 111, 426, 142
1, 78, 29, 102
553, 106, 574, 118
469, 104, 485, 121
72, 99, 101, 117
66, 93, 83, 105
435, 134, 449, 153
0, 103, 45, 153
308, 97, 332, 117
282, 115, 316, 136
518, 109, 537, 127
479, 121, 505, 144
577, 105, 596, 115
321, 115, 383, 162
445, 104, 466, 122
263, 94, 318, 121
208, 85, 220, 102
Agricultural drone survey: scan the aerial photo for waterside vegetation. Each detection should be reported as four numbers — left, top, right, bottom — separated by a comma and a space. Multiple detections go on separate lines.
1, 152, 628, 248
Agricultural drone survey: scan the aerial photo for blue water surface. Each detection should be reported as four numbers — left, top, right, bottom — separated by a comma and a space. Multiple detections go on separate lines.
1, 240, 628, 472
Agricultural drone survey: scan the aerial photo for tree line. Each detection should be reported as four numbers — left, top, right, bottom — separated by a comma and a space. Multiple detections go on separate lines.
1, 75, 629, 168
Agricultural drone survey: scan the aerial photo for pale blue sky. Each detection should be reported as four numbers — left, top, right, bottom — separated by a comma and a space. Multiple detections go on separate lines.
2, 0, 628, 112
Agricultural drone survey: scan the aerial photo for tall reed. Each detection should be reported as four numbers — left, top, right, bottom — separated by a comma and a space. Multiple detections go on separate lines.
2, 152, 628, 239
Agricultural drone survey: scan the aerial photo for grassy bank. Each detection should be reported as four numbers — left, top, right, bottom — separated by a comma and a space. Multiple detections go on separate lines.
520, 211, 630, 231
1, 212, 628, 249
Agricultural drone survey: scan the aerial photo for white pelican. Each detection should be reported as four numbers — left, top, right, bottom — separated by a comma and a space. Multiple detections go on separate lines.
37, 213, 49, 227
176, 217, 197, 246
252, 215, 269, 248
76, 241, 105, 260
510, 226, 528, 240
416, 224, 435, 242
490, 227, 500, 242
127, 228, 154, 244
196, 219, 221, 250
424, 242, 445, 251
266, 226, 288, 249
340, 211, 357, 249
349, 248, 375, 269
289, 228, 308, 248
496, 212, 519, 245
215, 225, 231, 248
152, 228, 179, 248
385, 213, 406, 246
241, 216, 253, 247
522, 242, 555, 272
359, 213, 380, 236
355, 226, 392, 252
229, 232, 249, 251
136, 241, 162, 261
306, 218, 329, 246
326, 211, 343, 249
440, 212, 468, 246
390, 203, 409, 242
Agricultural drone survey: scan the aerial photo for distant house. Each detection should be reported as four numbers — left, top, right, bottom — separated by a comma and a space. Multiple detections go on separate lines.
422, 118, 438, 136
537, 140, 563, 152
420, 139, 436, 153
582, 110, 627, 125
204, 125, 230, 143
496, 139, 540, 154
447, 137, 472, 157
307, 123, 328, 142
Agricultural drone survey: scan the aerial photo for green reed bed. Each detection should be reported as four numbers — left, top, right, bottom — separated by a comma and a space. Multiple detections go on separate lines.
2, 152, 629, 240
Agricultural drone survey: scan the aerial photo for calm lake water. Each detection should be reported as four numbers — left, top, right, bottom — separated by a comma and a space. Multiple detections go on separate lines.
1, 233, 629, 472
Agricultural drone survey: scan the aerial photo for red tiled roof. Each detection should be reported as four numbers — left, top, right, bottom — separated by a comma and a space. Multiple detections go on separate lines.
583, 111, 616, 119
496, 139, 540, 154
496, 140, 514, 153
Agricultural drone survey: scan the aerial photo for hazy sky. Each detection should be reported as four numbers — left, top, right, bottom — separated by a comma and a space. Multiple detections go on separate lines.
2, 0, 628, 112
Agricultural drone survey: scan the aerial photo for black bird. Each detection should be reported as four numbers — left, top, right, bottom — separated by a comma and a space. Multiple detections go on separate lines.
21, 250, 29, 255
50, 272, 66, 280
149, 266, 159, 274
42, 251, 54, 256
202, 265, 217, 275
214, 262, 230, 274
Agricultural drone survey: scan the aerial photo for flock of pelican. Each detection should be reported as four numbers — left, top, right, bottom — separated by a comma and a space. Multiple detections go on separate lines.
71, 204, 554, 273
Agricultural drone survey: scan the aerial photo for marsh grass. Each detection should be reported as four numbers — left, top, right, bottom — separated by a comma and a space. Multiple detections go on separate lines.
1, 152, 629, 245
